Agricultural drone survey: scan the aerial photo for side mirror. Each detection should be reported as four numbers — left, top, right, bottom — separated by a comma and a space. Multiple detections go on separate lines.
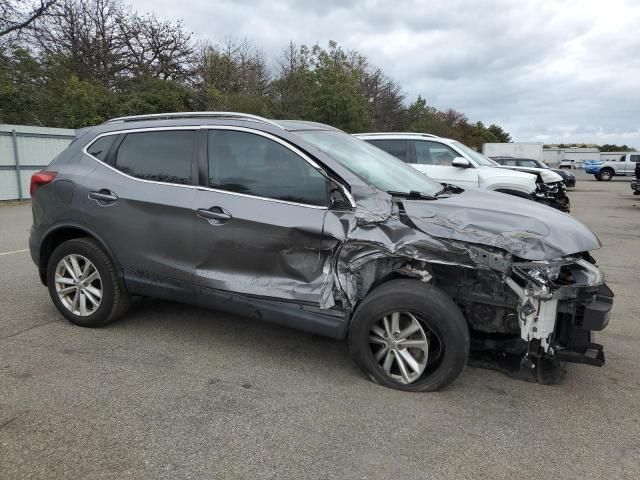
327, 180, 353, 210
452, 157, 471, 168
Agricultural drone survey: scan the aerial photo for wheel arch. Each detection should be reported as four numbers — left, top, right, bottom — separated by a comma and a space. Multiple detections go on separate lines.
493, 188, 534, 200
346, 256, 467, 320
39, 223, 122, 286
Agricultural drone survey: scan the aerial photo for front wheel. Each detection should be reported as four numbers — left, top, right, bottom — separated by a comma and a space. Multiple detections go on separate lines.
348, 279, 469, 392
47, 238, 130, 327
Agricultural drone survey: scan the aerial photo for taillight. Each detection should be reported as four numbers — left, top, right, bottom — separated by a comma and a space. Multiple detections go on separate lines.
30, 171, 57, 196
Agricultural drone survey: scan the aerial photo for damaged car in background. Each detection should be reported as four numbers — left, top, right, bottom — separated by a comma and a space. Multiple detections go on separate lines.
29, 112, 612, 391
355, 132, 571, 212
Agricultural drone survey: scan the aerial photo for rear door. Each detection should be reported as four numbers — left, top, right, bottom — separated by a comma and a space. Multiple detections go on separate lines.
192, 127, 335, 305
411, 140, 479, 187
82, 128, 199, 297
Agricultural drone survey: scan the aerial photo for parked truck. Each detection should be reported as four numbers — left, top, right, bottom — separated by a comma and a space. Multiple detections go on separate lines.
631, 161, 640, 195
585, 152, 640, 181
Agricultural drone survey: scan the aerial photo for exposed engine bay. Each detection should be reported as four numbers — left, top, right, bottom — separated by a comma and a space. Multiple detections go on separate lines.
534, 180, 571, 213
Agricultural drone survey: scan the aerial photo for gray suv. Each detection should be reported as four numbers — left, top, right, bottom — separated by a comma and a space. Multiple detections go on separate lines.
30, 112, 613, 391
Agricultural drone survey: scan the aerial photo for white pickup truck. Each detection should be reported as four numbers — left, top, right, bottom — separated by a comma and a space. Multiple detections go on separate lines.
355, 133, 570, 212
585, 153, 640, 181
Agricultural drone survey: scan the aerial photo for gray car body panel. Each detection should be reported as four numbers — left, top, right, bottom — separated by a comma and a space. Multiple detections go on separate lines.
31, 117, 603, 341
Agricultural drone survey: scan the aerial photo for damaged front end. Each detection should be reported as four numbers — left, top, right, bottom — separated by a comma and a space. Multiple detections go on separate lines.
406, 248, 613, 384
501, 257, 613, 381
330, 185, 612, 384
534, 180, 570, 213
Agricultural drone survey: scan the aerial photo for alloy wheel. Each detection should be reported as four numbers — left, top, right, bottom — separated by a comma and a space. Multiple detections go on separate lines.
54, 254, 103, 316
368, 311, 430, 384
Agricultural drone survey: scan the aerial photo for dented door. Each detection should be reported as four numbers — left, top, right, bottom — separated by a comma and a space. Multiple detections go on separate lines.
192, 189, 332, 303
192, 127, 338, 304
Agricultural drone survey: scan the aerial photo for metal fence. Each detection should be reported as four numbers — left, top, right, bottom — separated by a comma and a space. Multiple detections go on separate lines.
0, 124, 76, 200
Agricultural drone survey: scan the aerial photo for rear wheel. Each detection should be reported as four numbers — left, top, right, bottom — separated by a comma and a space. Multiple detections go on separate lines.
348, 279, 469, 392
47, 238, 130, 327
599, 168, 613, 181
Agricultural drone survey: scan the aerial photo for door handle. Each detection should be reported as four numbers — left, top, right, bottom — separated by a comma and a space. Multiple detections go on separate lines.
88, 190, 118, 204
197, 207, 232, 222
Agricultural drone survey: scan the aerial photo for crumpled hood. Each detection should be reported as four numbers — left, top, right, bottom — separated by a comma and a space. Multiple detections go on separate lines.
493, 165, 563, 184
403, 188, 601, 260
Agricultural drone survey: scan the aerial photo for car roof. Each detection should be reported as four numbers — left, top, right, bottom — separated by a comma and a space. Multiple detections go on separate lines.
97, 112, 342, 133
354, 132, 455, 143
275, 120, 342, 132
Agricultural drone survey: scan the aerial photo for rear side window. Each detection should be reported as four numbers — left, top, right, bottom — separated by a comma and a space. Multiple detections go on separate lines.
114, 130, 195, 185
367, 140, 409, 162
519, 160, 538, 168
207, 130, 327, 206
87, 135, 117, 161
414, 140, 459, 166
630, 155, 640, 163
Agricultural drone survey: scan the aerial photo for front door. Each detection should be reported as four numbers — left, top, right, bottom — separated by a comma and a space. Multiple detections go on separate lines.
411, 140, 479, 187
627, 154, 640, 174
192, 127, 335, 305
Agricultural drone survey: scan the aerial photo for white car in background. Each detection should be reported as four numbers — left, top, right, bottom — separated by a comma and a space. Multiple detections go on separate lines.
355, 133, 570, 212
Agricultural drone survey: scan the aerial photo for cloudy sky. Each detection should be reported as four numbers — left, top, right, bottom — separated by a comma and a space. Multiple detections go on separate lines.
130, 0, 640, 147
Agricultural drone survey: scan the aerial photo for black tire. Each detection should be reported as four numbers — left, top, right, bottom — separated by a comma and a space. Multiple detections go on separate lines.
595, 174, 603, 181
348, 279, 469, 392
599, 168, 613, 181
47, 238, 130, 327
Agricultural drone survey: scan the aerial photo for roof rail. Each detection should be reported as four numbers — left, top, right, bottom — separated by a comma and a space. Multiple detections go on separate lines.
355, 132, 440, 138
104, 111, 284, 129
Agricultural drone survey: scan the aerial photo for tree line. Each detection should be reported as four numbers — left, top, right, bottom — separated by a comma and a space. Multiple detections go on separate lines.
0, 0, 512, 147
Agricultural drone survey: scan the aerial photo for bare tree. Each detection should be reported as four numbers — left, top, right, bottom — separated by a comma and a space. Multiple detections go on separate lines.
119, 13, 194, 81
34, 0, 193, 87
0, 0, 56, 38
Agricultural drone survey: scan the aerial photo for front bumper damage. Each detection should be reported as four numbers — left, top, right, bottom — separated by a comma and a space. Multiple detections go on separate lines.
490, 258, 613, 383
534, 181, 570, 213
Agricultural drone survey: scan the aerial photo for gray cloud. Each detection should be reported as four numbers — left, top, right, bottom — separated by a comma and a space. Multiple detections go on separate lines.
130, 0, 640, 147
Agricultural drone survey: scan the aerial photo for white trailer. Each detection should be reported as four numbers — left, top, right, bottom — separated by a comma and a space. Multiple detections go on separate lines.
482, 142, 543, 161
542, 149, 564, 166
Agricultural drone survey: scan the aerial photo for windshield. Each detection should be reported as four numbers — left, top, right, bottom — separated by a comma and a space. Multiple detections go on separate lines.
296, 130, 442, 195
451, 141, 499, 166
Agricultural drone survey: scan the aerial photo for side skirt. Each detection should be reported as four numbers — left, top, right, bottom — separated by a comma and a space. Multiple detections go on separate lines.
197, 287, 348, 340
124, 269, 348, 340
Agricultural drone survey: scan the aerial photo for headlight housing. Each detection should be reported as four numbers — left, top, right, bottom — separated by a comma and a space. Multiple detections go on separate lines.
512, 257, 605, 299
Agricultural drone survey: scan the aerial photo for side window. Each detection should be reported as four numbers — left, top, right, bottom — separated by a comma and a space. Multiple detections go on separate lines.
367, 139, 408, 162
414, 141, 459, 166
501, 159, 518, 166
630, 155, 640, 163
207, 130, 328, 206
519, 160, 538, 168
87, 135, 117, 161
114, 130, 195, 185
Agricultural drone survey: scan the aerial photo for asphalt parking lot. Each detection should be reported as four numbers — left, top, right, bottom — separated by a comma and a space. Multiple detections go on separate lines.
1, 171, 639, 480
